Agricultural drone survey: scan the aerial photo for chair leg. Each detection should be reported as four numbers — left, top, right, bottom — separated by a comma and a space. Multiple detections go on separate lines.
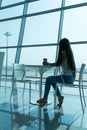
29, 81, 31, 103
10, 81, 15, 101
22, 82, 26, 97
79, 86, 84, 114
82, 84, 86, 107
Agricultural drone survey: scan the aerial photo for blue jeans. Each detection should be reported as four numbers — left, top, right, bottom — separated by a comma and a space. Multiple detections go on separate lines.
43, 75, 75, 100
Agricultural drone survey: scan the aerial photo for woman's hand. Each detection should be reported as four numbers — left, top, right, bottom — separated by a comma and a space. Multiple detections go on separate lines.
42, 58, 57, 66
42, 58, 49, 66
42, 60, 49, 66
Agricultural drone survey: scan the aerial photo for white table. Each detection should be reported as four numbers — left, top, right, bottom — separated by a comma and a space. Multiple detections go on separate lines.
25, 65, 56, 99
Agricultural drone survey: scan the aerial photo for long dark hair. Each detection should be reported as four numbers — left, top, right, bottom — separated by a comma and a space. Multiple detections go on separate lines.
56, 38, 76, 76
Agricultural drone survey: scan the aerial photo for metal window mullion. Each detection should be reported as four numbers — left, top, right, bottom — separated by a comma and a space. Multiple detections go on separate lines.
15, 1, 28, 63
0, 0, 2, 7
54, 0, 65, 76
56, 0, 65, 61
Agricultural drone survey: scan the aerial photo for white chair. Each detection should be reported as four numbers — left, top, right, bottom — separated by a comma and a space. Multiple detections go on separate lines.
54, 63, 86, 114
0, 52, 5, 86
10, 64, 32, 102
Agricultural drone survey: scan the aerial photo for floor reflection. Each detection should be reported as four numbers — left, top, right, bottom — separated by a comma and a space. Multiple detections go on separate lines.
42, 107, 63, 130
0, 86, 87, 130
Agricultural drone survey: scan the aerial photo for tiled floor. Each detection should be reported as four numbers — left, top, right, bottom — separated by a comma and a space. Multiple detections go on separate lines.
0, 86, 87, 130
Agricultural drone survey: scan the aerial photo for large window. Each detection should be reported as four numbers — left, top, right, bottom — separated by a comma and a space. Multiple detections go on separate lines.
0, 5, 23, 19
0, 0, 87, 68
23, 12, 60, 45
20, 46, 56, 65
62, 6, 87, 41
0, 19, 21, 46
1, 0, 23, 6
65, 0, 87, 6
27, 0, 62, 13
72, 44, 87, 68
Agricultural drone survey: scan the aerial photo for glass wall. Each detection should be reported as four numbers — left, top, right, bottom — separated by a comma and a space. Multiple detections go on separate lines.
27, 0, 62, 13
23, 12, 60, 45
1, 0, 23, 6
0, 0, 87, 71
65, 0, 87, 6
62, 6, 87, 42
20, 46, 56, 65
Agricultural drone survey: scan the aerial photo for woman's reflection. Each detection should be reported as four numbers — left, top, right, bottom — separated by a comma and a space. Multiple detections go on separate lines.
43, 107, 63, 130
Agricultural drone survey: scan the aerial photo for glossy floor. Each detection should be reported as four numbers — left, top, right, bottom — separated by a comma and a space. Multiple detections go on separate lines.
0, 86, 87, 130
